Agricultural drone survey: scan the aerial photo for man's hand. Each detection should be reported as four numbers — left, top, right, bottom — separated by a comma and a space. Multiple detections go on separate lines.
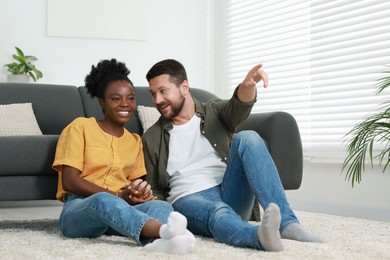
118, 179, 157, 205
241, 64, 269, 89
238, 64, 269, 102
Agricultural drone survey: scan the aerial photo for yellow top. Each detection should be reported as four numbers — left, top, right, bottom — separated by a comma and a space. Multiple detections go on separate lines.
52, 117, 146, 202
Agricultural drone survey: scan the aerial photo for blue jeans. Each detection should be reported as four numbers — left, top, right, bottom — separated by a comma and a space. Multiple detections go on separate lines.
59, 192, 173, 245
172, 130, 299, 250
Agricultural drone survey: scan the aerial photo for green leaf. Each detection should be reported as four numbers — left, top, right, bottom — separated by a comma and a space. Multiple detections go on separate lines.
4, 46, 43, 81
28, 71, 37, 82
15, 46, 25, 58
343, 66, 390, 187
24, 55, 37, 61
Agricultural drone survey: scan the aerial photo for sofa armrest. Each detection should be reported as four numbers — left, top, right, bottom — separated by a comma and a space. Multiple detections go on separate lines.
236, 111, 303, 190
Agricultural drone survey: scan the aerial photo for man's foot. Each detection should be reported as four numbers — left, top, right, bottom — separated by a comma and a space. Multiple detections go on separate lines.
281, 223, 323, 243
257, 203, 284, 252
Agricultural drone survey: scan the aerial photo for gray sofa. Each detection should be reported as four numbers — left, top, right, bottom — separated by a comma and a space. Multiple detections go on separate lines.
0, 83, 303, 203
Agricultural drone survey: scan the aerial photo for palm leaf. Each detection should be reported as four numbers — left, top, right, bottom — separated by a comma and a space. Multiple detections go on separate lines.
343, 70, 390, 186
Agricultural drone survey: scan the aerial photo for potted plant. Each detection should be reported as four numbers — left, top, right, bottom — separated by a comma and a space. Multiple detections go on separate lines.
3, 46, 43, 83
343, 67, 390, 186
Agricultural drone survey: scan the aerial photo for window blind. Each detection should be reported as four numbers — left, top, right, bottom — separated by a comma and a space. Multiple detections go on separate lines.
225, 0, 390, 162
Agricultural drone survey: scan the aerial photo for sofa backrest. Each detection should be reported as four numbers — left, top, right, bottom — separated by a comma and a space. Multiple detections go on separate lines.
0, 83, 218, 136
78, 86, 218, 135
0, 83, 85, 135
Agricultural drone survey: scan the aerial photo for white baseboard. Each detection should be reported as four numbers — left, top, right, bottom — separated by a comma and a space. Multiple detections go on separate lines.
289, 199, 390, 222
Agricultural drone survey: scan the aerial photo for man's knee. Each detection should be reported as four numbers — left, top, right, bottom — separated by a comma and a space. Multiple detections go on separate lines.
234, 130, 265, 148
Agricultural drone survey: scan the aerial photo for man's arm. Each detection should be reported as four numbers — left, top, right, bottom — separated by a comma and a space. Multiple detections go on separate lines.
142, 135, 167, 200
237, 64, 269, 103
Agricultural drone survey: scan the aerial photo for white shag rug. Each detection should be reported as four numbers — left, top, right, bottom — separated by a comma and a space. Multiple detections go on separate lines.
0, 210, 389, 260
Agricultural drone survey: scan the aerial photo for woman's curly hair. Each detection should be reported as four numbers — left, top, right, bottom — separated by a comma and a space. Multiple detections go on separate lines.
84, 58, 133, 99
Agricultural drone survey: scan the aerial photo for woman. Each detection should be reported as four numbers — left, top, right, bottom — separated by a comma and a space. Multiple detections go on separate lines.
52, 58, 195, 254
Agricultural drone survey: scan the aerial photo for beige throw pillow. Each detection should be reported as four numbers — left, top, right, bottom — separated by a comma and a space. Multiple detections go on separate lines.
0, 103, 43, 136
137, 105, 160, 132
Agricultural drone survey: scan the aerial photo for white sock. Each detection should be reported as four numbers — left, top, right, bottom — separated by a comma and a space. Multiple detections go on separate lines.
257, 203, 284, 252
144, 231, 196, 255
281, 223, 323, 243
159, 211, 187, 239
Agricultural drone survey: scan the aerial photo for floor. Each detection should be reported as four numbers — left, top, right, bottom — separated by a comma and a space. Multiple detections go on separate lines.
1, 200, 389, 222
0, 200, 63, 221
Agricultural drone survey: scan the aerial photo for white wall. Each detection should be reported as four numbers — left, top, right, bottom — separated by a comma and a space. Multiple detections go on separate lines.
286, 161, 390, 221
0, 0, 211, 89
1, 0, 389, 222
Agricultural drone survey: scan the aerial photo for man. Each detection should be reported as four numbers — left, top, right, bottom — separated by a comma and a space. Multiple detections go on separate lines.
142, 59, 322, 252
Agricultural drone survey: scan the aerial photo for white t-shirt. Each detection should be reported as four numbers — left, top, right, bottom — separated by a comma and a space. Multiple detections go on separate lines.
166, 114, 226, 203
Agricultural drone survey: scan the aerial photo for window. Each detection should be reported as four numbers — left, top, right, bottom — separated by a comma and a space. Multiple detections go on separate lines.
224, 0, 390, 162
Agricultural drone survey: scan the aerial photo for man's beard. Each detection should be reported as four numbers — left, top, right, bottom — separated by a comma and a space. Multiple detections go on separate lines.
157, 94, 185, 120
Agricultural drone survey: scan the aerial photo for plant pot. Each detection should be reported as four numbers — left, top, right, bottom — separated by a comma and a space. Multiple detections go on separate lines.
7, 74, 30, 83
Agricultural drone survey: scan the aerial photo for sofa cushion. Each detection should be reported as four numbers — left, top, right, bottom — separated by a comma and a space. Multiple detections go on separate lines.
0, 103, 42, 136
0, 175, 58, 200
137, 105, 160, 132
0, 84, 85, 135
0, 135, 58, 177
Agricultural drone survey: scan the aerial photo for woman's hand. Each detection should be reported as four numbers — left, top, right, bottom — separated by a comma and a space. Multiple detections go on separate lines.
118, 179, 157, 205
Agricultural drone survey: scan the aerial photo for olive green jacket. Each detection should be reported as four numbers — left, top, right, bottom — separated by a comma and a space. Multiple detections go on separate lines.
141, 86, 256, 200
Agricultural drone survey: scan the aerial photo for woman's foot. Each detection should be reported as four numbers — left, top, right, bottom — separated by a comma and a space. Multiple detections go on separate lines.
144, 211, 196, 254
144, 231, 196, 255
159, 211, 187, 239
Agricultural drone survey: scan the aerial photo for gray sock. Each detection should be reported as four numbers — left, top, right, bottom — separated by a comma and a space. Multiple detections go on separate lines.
257, 203, 284, 252
281, 223, 324, 243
